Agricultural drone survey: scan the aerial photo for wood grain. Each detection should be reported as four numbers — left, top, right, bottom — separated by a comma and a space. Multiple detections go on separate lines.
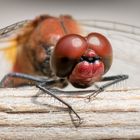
0, 87, 139, 139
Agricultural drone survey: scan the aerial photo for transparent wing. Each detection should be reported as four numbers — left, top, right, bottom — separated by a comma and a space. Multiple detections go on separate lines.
0, 39, 17, 80
0, 20, 30, 79
0, 19, 31, 52
79, 20, 140, 88
0, 20, 30, 40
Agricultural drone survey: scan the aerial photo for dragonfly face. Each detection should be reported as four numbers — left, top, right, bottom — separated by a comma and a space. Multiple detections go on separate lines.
51, 33, 112, 88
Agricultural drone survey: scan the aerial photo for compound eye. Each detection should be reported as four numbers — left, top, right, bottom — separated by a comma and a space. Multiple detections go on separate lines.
87, 32, 113, 73
51, 34, 87, 77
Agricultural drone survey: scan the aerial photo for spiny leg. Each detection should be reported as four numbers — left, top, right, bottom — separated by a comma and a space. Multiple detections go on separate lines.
36, 83, 82, 127
0, 72, 58, 87
0, 72, 82, 126
51, 75, 129, 96
87, 74, 129, 101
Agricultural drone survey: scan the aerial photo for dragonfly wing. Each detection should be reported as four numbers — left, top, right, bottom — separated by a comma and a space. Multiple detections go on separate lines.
0, 38, 18, 80
79, 20, 140, 88
0, 20, 30, 39
0, 20, 31, 80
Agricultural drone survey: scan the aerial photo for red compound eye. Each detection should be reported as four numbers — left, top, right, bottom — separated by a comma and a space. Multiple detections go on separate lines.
51, 34, 87, 77
87, 32, 113, 73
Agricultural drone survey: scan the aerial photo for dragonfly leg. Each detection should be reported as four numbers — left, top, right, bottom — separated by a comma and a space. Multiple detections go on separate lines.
0, 73, 81, 126
36, 83, 82, 127
0, 72, 58, 87
87, 74, 129, 101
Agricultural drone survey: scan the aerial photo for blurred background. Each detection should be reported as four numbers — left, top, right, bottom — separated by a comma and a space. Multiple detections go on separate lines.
0, 0, 139, 27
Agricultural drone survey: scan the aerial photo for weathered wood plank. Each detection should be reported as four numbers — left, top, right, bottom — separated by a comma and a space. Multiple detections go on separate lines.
0, 126, 140, 140
0, 87, 139, 139
0, 112, 140, 127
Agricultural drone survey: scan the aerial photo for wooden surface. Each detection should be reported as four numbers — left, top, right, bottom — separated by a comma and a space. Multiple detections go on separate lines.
0, 87, 139, 139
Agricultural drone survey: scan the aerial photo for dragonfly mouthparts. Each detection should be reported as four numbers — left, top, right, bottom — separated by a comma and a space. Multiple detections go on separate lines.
80, 56, 101, 63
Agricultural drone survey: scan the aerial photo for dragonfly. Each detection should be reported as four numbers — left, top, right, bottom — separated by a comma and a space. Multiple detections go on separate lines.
1, 14, 139, 124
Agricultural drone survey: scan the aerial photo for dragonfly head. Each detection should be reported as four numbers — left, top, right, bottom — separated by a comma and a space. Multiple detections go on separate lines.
51, 33, 112, 88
